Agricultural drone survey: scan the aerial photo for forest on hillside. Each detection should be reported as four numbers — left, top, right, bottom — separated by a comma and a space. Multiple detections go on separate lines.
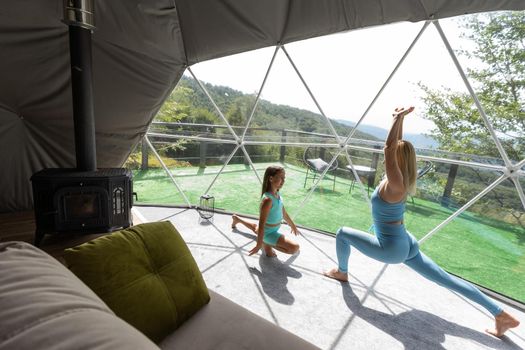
153, 75, 378, 141
143, 75, 380, 170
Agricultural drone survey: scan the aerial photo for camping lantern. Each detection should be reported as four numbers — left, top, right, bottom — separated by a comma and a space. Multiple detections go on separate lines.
198, 194, 215, 220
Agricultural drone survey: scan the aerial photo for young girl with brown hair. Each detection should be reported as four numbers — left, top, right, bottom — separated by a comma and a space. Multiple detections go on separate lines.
232, 165, 300, 257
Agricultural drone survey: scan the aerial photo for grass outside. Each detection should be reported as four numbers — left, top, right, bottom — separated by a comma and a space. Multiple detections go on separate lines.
132, 162, 525, 303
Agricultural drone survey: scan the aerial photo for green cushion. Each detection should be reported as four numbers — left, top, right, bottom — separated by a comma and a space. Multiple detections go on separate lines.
63, 221, 210, 343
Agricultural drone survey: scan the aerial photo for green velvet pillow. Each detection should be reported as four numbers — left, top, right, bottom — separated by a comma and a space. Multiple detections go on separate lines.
63, 221, 210, 343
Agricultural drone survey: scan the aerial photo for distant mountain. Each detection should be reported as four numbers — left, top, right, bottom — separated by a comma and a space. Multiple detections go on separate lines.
403, 133, 439, 149
335, 119, 438, 149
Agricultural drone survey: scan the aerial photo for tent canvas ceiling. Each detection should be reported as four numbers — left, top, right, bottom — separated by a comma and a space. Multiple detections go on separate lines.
0, 0, 524, 212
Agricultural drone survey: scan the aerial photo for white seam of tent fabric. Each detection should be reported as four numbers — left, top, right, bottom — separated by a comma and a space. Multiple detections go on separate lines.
144, 136, 192, 207
419, 173, 509, 245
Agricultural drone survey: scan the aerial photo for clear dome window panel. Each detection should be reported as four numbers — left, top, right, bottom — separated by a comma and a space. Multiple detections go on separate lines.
189, 46, 277, 105
241, 109, 288, 144
132, 172, 187, 206
279, 146, 372, 234
187, 47, 278, 141
240, 144, 282, 170
123, 144, 187, 206
420, 14, 524, 163
124, 140, 192, 206
421, 178, 525, 303
205, 147, 262, 217
342, 14, 522, 163
284, 22, 422, 130
173, 142, 240, 206
253, 49, 338, 143
282, 145, 310, 169
404, 160, 502, 238
343, 149, 383, 196
242, 116, 340, 145
138, 139, 240, 206
294, 178, 372, 234
151, 74, 237, 141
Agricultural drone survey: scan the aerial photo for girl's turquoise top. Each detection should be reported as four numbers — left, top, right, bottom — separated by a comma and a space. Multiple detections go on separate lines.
261, 192, 283, 225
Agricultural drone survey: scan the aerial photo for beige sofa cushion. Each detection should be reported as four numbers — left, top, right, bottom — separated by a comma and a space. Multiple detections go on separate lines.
161, 290, 320, 350
0, 241, 159, 350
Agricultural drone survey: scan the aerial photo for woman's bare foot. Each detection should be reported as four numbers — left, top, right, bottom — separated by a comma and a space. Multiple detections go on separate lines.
486, 310, 520, 337
264, 245, 277, 257
323, 267, 348, 282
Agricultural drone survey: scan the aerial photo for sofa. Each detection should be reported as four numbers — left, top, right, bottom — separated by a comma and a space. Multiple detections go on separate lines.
0, 227, 320, 349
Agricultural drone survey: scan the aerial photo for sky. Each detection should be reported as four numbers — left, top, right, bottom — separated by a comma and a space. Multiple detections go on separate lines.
186, 15, 481, 136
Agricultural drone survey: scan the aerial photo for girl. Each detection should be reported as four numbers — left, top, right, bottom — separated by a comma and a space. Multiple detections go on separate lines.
232, 165, 300, 257
324, 106, 519, 337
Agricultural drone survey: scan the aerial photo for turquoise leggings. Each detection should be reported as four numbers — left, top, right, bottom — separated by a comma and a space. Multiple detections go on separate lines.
335, 224, 503, 316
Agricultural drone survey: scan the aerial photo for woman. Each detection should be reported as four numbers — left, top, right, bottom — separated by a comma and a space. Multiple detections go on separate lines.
324, 106, 519, 337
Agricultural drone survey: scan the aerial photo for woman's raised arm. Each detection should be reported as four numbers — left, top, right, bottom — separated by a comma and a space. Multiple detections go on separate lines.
382, 107, 414, 198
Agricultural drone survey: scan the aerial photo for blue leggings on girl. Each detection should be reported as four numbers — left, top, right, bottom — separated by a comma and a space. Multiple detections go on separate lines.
335, 223, 502, 316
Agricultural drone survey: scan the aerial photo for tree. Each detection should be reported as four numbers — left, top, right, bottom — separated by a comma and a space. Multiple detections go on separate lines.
421, 11, 525, 161
420, 11, 524, 226
226, 103, 245, 127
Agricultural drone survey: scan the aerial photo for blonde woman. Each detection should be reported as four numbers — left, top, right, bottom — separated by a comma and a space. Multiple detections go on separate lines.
324, 107, 519, 337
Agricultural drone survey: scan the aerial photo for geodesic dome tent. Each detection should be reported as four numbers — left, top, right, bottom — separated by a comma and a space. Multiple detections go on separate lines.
1, 0, 525, 306
0, 0, 524, 212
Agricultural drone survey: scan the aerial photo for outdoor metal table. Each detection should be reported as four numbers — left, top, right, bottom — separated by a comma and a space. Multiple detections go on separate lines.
346, 165, 376, 195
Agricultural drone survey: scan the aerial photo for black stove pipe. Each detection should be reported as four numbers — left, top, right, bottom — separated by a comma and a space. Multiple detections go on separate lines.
63, 0, 97, 171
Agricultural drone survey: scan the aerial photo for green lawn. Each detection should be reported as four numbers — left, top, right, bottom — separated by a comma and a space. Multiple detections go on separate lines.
132, 162, 525, 303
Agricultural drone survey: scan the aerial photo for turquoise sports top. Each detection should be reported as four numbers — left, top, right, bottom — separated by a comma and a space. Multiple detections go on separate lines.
261, 192, 283, 225
370, 186, 405, 223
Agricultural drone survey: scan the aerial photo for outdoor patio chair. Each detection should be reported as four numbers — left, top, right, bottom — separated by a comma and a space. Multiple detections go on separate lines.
303, 146, 338, 191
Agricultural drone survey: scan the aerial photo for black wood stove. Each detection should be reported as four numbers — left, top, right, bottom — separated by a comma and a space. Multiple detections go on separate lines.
31, 1, 133, 245
31, 168, 133, 246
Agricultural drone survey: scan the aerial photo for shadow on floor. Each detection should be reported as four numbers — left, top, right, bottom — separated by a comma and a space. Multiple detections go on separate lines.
336, 283, 520, 350
250, 254, 302, 305
232, 227, 257, 240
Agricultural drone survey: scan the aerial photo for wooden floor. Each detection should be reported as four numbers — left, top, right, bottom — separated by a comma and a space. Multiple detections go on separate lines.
0, 210, 143, 264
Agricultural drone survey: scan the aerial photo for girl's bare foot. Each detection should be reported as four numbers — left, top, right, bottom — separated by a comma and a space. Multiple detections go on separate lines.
486, 310, 520, 337
323, 267, 348, 282
231, 214, 257, 232
264, 245, 277, 257
231, 214, 240, 229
